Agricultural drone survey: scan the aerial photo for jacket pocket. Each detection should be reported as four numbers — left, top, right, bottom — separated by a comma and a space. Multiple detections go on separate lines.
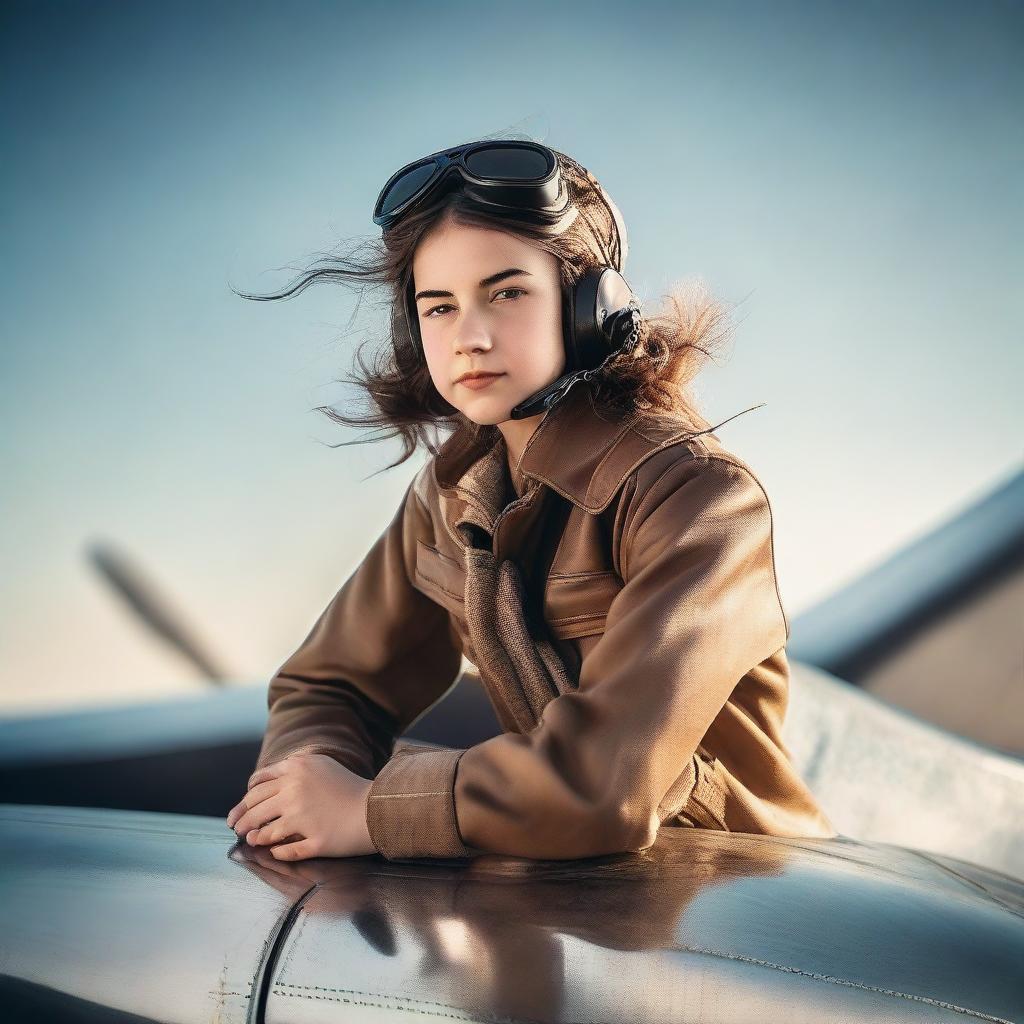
413, 540, 466, 617
542, 570, 623, 640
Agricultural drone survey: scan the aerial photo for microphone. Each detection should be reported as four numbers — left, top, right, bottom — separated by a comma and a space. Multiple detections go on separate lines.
510, 306, 641, 420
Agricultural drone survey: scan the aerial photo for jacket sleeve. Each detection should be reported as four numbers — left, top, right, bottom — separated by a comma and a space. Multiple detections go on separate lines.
253, 467, 464, 781
365, 453, 789, 861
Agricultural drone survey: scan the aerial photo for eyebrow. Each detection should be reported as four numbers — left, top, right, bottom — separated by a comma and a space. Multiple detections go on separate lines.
414, 267, 533, 302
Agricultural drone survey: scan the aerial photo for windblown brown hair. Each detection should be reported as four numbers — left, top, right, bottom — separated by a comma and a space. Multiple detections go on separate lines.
232, 134, 735, 474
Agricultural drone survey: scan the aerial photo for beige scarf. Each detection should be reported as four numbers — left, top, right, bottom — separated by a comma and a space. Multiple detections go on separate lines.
449, 437, 576, 735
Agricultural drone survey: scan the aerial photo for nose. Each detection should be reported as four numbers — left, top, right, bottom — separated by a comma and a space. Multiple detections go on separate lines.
453, 309, 493, 357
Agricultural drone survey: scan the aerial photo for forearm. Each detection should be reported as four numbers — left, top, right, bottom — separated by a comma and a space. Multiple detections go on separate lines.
256, 677, 398, 778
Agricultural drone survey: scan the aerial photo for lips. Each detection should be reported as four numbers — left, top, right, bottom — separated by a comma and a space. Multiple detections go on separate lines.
457, 372, 504, 391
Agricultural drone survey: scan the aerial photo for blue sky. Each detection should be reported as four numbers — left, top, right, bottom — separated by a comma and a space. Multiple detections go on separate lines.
1, 0, 1021, 710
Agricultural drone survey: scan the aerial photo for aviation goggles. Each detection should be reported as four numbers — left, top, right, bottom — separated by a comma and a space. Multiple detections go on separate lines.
372, 140, 566, 231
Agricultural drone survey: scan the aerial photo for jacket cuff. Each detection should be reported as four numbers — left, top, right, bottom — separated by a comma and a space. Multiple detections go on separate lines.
365, 746, 473, 860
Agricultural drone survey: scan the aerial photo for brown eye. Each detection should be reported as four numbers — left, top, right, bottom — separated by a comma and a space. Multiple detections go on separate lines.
424, 289, 524, 318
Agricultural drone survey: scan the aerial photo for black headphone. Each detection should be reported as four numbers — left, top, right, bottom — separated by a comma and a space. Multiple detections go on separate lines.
402, 265, 642, 420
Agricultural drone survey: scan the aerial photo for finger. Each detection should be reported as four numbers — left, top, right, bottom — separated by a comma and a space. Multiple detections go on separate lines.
226, 799, 247, 828
270, 837, 318, 861
239, 779, 280, 812
234, 796, 284, 838
227, 786, 275, 828
247, 761, 288, 790
246, 818, 296, 847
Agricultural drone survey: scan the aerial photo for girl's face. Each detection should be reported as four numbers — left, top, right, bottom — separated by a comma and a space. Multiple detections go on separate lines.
411, 217, 565, 426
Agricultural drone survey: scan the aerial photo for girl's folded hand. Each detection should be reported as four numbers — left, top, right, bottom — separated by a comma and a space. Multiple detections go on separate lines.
226, 752, 376, 860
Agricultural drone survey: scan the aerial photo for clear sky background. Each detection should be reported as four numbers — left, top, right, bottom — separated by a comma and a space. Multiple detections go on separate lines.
1, 0, 1021, 712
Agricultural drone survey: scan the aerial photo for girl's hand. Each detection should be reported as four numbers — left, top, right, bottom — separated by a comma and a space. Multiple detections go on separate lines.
226, 752, 377, 861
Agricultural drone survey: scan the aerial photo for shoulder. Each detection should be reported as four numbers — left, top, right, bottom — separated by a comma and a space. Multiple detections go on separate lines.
623, 414, 774, 512
614, 424, 788, 637
616, 423, 781, 569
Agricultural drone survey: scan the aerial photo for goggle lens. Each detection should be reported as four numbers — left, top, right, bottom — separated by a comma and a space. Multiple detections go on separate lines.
379, 161, 438, 218
463, 145, 551, 181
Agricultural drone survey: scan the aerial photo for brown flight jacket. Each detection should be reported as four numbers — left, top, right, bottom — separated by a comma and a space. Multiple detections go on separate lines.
254, 384, 837, 861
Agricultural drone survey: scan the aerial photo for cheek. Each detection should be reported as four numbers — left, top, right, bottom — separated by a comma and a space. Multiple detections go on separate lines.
533, 322, 566, 378
506, 345, 560, 384
541, 302, 566, 370
512, 307, 565, 374
421, 339, 453, 393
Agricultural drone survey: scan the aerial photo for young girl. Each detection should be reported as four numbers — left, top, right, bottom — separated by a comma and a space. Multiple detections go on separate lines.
226, 138, 837, 862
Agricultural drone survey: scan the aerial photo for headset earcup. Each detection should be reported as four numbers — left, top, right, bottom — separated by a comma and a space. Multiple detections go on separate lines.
563, 266, 608, 374
571, 266, 638, 372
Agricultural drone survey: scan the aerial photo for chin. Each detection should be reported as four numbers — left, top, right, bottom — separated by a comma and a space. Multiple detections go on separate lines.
458, 404, 512, 427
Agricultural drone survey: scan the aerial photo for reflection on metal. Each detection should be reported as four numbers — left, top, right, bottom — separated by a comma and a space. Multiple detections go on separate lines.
0, 805, 308, 1023
1, 805, 1021, 1024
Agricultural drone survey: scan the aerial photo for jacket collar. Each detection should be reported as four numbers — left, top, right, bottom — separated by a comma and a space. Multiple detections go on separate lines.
432, 384, 704, 516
